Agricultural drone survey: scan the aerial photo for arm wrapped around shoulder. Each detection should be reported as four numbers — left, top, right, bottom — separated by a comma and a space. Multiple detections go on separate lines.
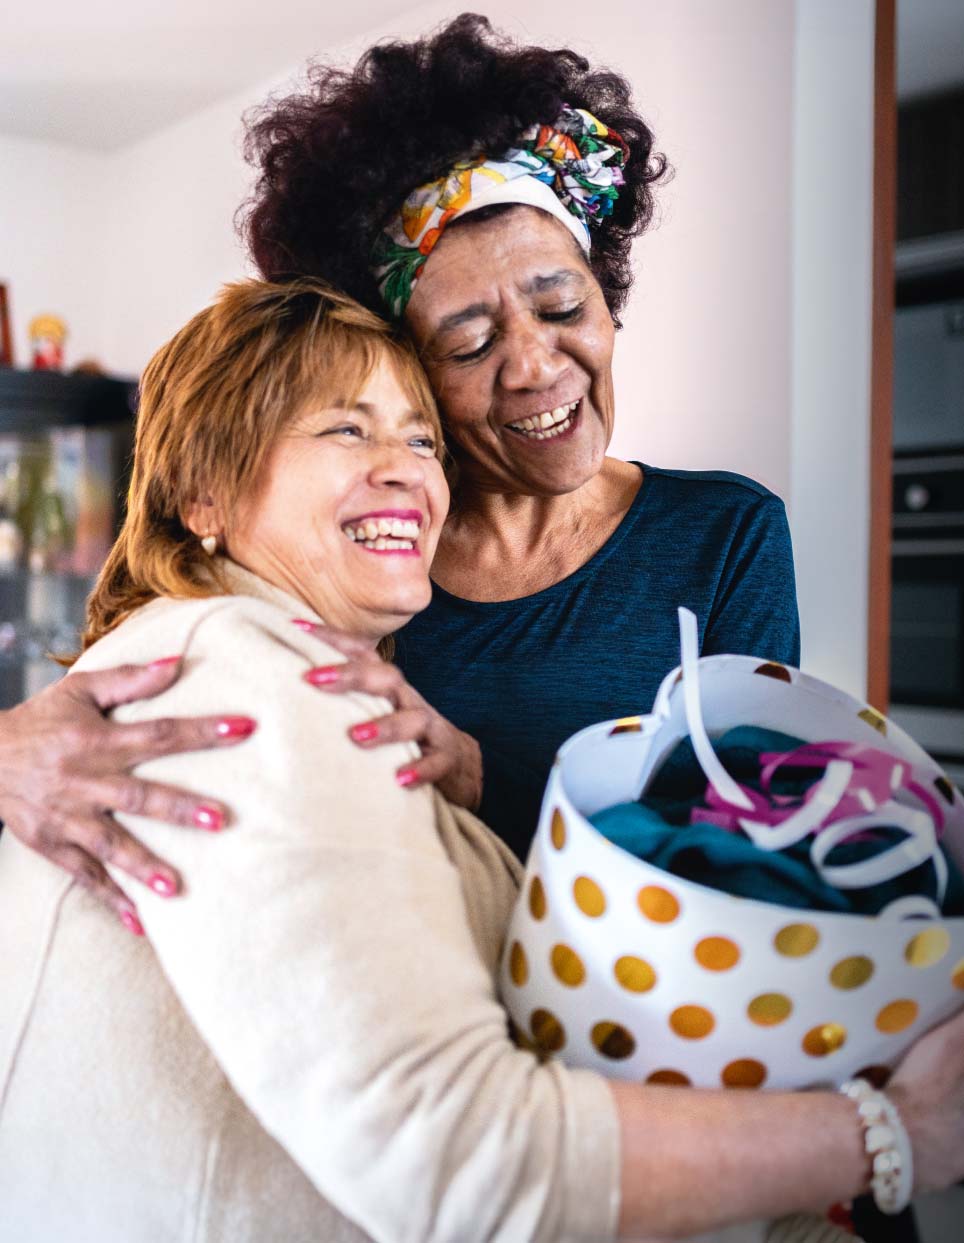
106, 596, 621, 1243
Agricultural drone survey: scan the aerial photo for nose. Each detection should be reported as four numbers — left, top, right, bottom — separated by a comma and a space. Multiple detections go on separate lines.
367, 438, 427, 491
498, 314, 569, 392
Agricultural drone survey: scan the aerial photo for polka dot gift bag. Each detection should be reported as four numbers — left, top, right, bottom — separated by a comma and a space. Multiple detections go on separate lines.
500, 610, 964, 1090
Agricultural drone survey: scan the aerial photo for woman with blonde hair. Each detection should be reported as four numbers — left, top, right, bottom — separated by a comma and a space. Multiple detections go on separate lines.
2, 276, 964, 1242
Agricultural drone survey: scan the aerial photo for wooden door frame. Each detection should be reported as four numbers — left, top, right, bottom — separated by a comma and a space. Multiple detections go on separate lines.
868, 0, 896, 710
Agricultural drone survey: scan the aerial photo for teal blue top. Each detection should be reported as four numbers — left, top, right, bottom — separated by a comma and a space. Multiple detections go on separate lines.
395, 464, 800, 859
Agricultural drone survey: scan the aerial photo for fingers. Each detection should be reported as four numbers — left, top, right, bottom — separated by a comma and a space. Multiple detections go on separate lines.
47, 842, 146, 934
395, 751, 452, 790
113, 713, 256, 768
70, 798, 191, 894
348, 707, 433, 750
292, 621, 374, 659
69, 656, 185, 712
305, 657, 415, 708
86, 775, 229, 834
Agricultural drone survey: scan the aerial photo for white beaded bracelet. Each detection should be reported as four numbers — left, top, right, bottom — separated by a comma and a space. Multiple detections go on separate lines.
839, 1077, 914, 1216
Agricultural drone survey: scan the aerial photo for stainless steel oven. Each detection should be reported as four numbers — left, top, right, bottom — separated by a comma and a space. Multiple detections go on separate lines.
889, 450, 964, 786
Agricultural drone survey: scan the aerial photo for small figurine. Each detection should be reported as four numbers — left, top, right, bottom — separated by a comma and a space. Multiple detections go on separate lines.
28, 314, 67, 371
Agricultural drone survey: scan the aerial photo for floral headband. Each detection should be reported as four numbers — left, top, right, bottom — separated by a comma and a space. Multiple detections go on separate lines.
371, 105, 629, 320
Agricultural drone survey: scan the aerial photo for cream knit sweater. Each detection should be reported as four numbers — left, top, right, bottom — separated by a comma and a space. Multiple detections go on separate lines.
0, 563, 621, 1242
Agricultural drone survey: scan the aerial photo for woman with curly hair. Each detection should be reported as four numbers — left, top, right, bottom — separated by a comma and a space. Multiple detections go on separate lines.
0, 15, 798, 909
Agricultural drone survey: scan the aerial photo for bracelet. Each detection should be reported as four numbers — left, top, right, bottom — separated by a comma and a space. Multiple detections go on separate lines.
839, 1077, 914, 1216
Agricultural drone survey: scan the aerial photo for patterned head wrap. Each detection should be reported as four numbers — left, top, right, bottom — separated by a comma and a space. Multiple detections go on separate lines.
372, 105, 628, 320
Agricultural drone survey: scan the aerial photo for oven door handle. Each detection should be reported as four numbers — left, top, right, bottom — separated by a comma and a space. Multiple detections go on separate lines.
892, 539, 964, 557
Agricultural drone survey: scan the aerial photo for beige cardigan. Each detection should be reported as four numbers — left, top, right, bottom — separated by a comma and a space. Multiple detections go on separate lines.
0, 563, 621, 1243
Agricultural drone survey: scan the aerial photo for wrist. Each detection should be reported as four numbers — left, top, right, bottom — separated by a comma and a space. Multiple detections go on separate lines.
840, 1077, 915, 1215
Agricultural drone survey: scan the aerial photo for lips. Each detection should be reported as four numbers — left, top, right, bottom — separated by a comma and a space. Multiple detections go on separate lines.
506, 399, 581, 440
342, 510, 423, 555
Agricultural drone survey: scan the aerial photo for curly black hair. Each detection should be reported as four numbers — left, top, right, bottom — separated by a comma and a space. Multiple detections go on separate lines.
241, 13, 669, 327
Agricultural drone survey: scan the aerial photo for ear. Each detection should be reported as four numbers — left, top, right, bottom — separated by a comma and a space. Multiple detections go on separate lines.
183, 495, 225, 540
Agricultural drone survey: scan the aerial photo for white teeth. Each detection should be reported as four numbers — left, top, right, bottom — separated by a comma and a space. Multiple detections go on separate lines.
342, 516, 421, 546
508, 399, 580, 436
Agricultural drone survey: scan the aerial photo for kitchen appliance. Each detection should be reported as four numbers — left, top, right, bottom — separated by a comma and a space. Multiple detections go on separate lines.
889, 450, 964, 787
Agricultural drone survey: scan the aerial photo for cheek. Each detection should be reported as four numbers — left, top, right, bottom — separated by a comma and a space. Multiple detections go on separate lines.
428, 365, 491, 433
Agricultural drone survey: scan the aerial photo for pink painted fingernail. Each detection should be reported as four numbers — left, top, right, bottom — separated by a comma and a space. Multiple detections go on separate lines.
148, 873, 177, 898
396, 768, 419, 788
350, 722, 379, 743
120, 909, 145, 936
148, 655, 181, 670
291, 618, 316, 632
305, 666, 340, 687
215, 716, 257, 739
194, 804, 225, 832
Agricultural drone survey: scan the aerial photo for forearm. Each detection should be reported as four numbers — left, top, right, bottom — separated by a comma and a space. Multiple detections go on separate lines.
613, 1082, 867, 1239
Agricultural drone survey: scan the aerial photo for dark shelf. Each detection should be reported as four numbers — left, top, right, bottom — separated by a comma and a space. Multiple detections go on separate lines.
0, 369, 137, 434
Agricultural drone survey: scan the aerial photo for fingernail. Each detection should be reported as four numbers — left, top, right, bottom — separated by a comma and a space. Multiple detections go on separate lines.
194, 804, 225, 831
291, 618, 316, 632
305, 666, 340, 687
148, 873, 177, 898
350, 722, 379, 743
215, 716, 257, 739
396, 768, 419, 788
148, 655, 181, 670
120, 909, 145, 936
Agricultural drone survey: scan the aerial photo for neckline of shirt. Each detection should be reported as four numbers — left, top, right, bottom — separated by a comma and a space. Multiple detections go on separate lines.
428, 461, 657, 611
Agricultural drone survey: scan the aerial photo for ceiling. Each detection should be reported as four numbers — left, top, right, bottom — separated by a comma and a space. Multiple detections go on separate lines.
0, 0, 419, 151
0, 0, 961, 152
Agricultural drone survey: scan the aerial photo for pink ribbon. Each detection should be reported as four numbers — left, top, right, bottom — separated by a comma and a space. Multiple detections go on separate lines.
691, 741, 947, 840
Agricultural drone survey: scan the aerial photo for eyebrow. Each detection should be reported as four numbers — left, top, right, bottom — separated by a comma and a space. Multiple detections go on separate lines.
335, 401, 433, 428
432, 268, 588, 337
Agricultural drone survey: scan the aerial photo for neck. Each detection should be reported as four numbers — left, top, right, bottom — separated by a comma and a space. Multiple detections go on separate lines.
432, 456, 642, 600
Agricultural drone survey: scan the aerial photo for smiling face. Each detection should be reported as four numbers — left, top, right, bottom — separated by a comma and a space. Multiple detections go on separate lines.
226, 353, 449, 641
404, 207, 617, 498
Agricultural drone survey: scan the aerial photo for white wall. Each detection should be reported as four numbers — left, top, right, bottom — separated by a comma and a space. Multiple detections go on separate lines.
791, 0, 875, 697
0, 133, 110, 367
1, 0, 879, 693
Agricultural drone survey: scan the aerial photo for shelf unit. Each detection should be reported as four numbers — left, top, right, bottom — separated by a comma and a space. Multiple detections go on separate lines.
0, 369, 137, 706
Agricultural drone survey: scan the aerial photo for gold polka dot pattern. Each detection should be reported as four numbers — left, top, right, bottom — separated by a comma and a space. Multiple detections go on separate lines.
670, 1005, 716, 1040
613, 955, 657, 993
551, 943, 586, 987
528, 875, 547, 921
722, 1059, 768, 1089
530, 1008, 566, 1053
591, 1021, 636, 1060
876, 1000, 919, 1034
858, 707, 888, 736
647, 1069, 691, 1086
774, 923, 820, 957
830, 955, 875, 990
754, 662, 792, 683
509, 941, 528, 987
573, 875, 607, 918
802, 1023, 848, 1057
747, 993, 794, 1027
952, 958, 964, 990
905, 927, 950, 968
550, 809, 567, 850
637, 885, 680, 924
695, 936, 741, 972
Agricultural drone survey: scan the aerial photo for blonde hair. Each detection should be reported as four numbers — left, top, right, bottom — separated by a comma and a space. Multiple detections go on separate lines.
79, 278, 441, 657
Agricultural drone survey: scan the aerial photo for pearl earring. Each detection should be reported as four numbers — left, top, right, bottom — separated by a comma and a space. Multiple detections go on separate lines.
201, 535, 217, 556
